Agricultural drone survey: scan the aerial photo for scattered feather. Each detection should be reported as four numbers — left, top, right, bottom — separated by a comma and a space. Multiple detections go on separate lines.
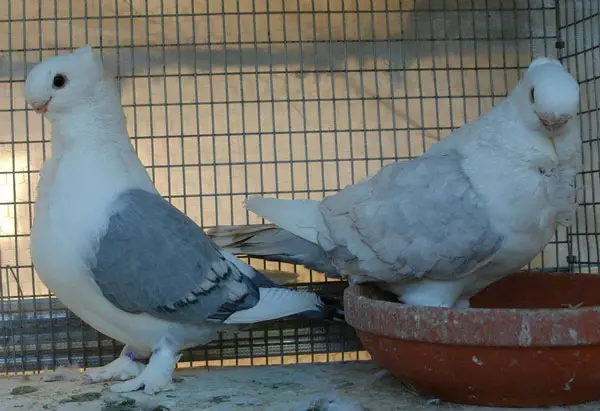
297, 395, 365, 411
42, 364, 82, 382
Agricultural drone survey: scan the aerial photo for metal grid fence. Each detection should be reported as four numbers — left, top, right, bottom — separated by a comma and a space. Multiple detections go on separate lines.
0, 0, 598, 374
558, 1, 600, 273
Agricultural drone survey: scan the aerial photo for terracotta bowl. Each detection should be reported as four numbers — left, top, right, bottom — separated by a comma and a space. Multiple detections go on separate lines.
343, 272, 600, 407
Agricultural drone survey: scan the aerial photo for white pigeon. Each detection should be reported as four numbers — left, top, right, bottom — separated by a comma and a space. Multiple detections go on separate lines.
24, 45, 339, 395
208, 57, 581, 309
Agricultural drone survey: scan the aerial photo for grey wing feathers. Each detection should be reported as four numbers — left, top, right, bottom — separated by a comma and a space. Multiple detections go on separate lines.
318, 150, 503, 282
89, 189, 272, 324
207, 224, 342, 277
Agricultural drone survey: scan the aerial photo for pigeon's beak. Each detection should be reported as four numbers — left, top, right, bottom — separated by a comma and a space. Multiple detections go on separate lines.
537, 113, 571, 132
27, 98, 52, 114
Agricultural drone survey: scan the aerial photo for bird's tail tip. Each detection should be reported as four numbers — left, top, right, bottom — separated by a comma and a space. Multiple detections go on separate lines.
223, 287, 344, 325
206, 223, 279, 250
319, 297, 346, 322
303, 284, 346, 322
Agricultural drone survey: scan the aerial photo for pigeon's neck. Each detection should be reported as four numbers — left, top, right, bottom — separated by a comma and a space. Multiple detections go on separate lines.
50, 81, 129, 154
489, 87, 522, 119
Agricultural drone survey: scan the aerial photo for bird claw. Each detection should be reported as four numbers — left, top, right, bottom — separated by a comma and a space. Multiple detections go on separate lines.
109, 366, 176, 394
110, 341, 181, 395
84, 356, 145, 383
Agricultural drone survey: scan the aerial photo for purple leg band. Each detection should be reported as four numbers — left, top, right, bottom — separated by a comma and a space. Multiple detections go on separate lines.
124, 350, 136, 361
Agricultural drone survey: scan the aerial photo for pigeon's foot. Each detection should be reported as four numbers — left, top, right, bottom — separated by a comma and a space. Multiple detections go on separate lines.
109, 366, 176, 394
110, 339, 181, 395
84, 355, 145, 383
396, 278, 471, 308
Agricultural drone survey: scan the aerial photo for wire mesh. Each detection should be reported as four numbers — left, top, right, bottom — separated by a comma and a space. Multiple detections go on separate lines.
557, 1, 600, 274
0, 0, 597, 374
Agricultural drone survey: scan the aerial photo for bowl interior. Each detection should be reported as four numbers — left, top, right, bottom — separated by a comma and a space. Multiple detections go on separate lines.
469, 272, 600, 309
357, 272, 600, 309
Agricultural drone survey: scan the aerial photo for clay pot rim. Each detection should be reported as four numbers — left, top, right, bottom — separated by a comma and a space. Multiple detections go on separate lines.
344, 282, 600, 347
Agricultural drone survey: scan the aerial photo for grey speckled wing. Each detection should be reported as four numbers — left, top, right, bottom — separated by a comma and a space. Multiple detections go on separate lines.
88, 189, 274, 324
318, 150, 503, 282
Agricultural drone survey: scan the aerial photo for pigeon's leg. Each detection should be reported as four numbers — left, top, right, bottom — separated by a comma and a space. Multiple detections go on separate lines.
84, 345, 148, 383
110, 338, 181, 395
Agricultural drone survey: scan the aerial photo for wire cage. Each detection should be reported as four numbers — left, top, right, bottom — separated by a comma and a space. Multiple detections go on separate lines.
0, 0, 598, 374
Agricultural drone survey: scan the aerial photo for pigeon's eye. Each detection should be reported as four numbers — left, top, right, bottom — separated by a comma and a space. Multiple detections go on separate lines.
52, 74, 68, 89
530, 87, 535, 104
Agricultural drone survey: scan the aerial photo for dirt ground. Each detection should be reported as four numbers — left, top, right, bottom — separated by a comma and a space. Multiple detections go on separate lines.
0, 360, 599, 411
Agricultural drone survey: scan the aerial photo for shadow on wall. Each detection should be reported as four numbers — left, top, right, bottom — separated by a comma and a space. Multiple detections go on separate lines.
1, 0, 553, 83
0, 0, 554, 161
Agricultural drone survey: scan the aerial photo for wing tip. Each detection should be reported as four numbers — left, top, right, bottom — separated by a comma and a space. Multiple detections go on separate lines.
222, 287, 329, 324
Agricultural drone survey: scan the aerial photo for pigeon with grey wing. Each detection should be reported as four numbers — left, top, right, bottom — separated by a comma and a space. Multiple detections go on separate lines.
25, 45, 340, 395
208, 57, 581, 308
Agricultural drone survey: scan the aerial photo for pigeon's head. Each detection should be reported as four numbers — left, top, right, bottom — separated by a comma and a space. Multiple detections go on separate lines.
24, 45, 104, 119
519, 57, 580, 135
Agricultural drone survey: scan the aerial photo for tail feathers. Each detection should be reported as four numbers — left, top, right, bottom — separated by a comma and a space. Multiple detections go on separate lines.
207, 224, 341, 277
314, 295, 345, 322
309, 281, 346, 321
258, 269, 299, 285
208, 224, 279, 251
244, 197, 322, 244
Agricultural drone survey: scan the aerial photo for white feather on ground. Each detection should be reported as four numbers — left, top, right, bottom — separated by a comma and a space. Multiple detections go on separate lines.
295, 395, 366, 411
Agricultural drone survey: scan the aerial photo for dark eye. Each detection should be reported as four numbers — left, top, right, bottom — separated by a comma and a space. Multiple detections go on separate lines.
530, 87, 535, 103
52, 74, 67, 89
